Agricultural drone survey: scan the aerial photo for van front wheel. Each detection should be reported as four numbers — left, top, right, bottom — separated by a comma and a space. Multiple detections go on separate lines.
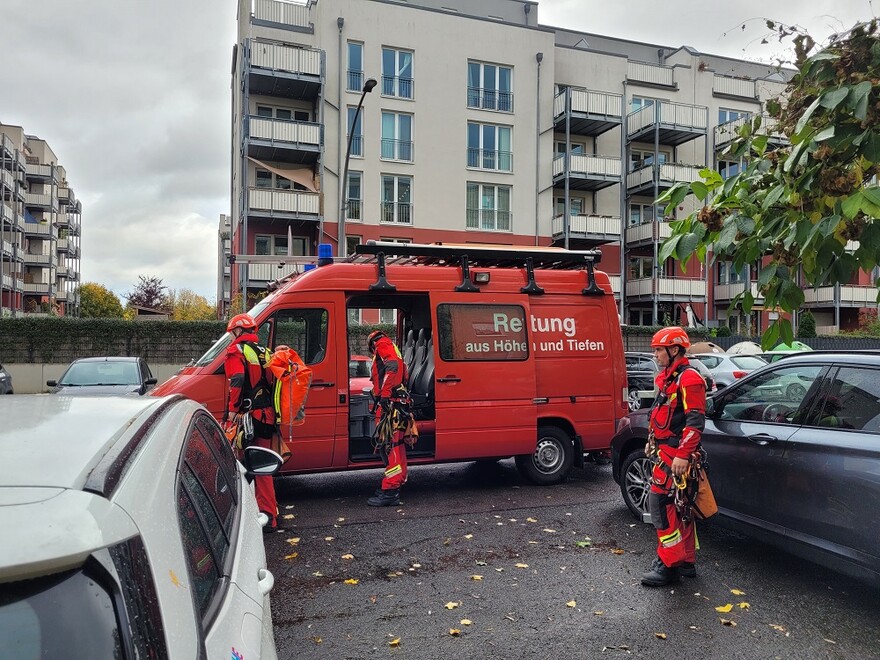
515, 426, 574, 485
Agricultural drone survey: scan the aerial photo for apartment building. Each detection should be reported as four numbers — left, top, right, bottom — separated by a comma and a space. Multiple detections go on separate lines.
0, 123, 82, 317
226, 0, 877, 333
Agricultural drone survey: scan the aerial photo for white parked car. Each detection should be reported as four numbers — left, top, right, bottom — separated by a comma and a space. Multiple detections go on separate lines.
0, 394, 281, 658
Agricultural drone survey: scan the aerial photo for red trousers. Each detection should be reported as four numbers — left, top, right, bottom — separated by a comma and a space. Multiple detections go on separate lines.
253, 429, 278, 528
379, 431, 408, 490
647, 448, 696, 568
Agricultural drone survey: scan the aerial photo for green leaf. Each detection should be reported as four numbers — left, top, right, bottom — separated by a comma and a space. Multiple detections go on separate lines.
761, 322, 781, 351
715, 221, 738, 252
758, 263, 778, 287
841, 192, 863, 219
861, 187, 880, 208
847, 81, 872, 120
751, 134, 769, 156
762, 185, 786, 211
657, 183, 688, 210
659, 234, 682, 263
813, 126, 835, 142
795, 97, 823, 135
819, 87, 849, 110
690, 181, 709, 200
677, 233, 701, 263
865, 132, 880, 164
778, 318, 794, 346
742, 290, 755, 315
734, 215, 756, 235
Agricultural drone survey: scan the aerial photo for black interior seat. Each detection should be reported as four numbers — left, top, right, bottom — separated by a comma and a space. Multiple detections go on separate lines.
403, 329, 416, 375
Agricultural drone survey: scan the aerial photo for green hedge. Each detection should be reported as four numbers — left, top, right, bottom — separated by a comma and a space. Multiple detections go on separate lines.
0, 318, 227, 364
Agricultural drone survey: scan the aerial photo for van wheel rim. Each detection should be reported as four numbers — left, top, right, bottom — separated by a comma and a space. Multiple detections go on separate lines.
533, 437, 563, 474
628, 390, 642, 411
624, 456, 653, 515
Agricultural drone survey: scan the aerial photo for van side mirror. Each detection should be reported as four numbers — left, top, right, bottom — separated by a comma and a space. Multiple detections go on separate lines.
145, 377, 158, 386
46, 380, 57, 387
705, 397, 716, 418
242, 445, 284, 478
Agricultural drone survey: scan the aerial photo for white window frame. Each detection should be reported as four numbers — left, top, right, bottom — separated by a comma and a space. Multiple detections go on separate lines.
347, 106, 363, 158
630, 96, 658, 113
255, 234, 308, 257
628, 256, 654, 280
629, 148, 670, 172
381, 112, 414, 162
629, 203, 665, 226
347, 41, 364, 92
467, 60, 513, 112
555, 197, 585, 216
380, 175, 413, 224
466, 182, 512, 232
467, 122, 512, 172
555, 140, 586, 156
381, 47, 414, 99
719, 108, 750, 124
346, 171, 362, 222
718, 159, 744, 179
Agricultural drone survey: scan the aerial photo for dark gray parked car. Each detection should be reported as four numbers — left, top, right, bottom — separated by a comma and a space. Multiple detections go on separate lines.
48, 357, 157, 396
0, 362, 12, 395
611, 352, 880, 585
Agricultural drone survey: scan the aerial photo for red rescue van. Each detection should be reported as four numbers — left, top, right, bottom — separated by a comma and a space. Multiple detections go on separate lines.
153, 242, 628, 484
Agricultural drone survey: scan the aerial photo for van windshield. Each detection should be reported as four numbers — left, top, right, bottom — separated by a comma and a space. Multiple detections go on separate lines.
194, 296, 275, 367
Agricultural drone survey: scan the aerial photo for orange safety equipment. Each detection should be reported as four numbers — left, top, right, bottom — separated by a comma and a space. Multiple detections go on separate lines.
267, 345, 313, 438
227, 313, 257, 333
651, 326, 691, 350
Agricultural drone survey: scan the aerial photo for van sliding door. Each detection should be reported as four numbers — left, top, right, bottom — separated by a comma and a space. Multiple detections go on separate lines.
430, 295, 537, 460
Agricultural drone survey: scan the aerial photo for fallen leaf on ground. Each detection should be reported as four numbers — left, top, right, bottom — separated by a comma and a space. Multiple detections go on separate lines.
515, 563, 529, 569
286, 537, 301, 545
738, 602, 750, 610
464, 534, 474, 540
526, 517, 538, 523
461, 619, 473, 626
575, 537, 592, 548
369, 596, 377, 603
720, 618, 737, 627
311, 636, 322, 644
412, 563, 422, 568
475, 560, 488, 566
282, 514, 295, 520
495, 568, 504, 572
341, 553, 354, 560
566, 600, 577, 608
470, 575, 483, 581
344, 578, 359, 585
654, 632, 667, 640
449, 629, 461, 636
770, 624, 788, 633
324, 536, 334, 541
337, 517, 345, 522
312, 571, 323, 577
284, 552, 298, 560
528, 541, 539, 545
543, 528, 557, 533
445, 602, 460, 610
730, 588, 746, 595
611, 548, 625, 555
593, 611, 604, 616
389, 638, 400, 647
824, 639, 837, 644
715, 604, 733, 613
284, 505, 294, 510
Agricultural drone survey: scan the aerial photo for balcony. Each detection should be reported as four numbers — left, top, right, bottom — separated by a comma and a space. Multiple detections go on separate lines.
55, 290, 68, 302
627, 162, 702, 195
23, 222, 57, 238
627, 101, 708, 145
803, 285, 879, 307
247, 116, 321, 164
627, 61, 676, 88
381, 75, 414, 100
252, 0, 312, 31
553, 154, 621, 191
0, 169, 14, 194
1, 203, 15, 225
608, 276, 622, 296
57, 265, 69, 277
22, 280, 50, 294
248, 263, 299, 282
25, 163, 58, 183
58, 185, 77, 207
713, 281, 762, 302
0, 134, 14, 160
248, 187, 320, 220
467, 149, 512, 173
714, 114, 789, 151
1, 237, 19, 258
467, 88, 513, 113
626, 276, 707, 300
249, 42, 323, 99
625, 220, 672, 247
713, 75, 758, 100
57, 238, 69, 251
1, 273, 23, 290
24, 192, 59, 212
553, 88, 623, 136
381, 139, 414, 163
552, 214, 621, 245
383, 202, 414, 226
23, 252, 52, 266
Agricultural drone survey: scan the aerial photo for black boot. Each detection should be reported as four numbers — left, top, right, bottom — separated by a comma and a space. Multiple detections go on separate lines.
679, 562, 696, 578
367, 489, 400, 507
641, 556, 680, 587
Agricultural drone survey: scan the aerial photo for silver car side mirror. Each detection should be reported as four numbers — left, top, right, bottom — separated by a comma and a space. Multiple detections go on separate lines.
242, 446, 284, 477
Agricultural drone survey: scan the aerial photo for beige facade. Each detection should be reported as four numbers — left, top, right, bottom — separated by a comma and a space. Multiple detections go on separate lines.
0, 123, 82, 317
227, 0, 874, 330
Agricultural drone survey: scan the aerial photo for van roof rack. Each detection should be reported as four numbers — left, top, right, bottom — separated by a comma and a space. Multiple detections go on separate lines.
352, 241, 605, 296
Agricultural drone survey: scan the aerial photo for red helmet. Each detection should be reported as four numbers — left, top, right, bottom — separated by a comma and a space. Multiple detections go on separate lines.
227, 313, 257, 333
651, 326, 690, 350
367, 330, 386, 352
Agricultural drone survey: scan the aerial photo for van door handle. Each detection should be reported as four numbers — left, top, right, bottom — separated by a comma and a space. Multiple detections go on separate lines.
748, 433, 777, 446
437, 376, 461, 383
310, 381, 334, 388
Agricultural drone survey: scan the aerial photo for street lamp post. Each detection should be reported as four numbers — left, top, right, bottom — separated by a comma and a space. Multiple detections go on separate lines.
339, 78, 377, 257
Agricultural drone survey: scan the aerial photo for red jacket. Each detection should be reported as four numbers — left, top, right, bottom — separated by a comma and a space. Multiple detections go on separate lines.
649, 356, 706, 459
370, 336, 407, 398
224, 332, 274, 424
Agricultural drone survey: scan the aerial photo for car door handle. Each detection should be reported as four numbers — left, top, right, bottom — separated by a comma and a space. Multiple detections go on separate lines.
310, 381, 334, 388
437, 376, 461, 383
257, 567, 274, 596
748, 433, 777, 446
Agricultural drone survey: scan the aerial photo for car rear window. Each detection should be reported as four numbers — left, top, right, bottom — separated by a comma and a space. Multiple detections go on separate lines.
732, 356, 767, 370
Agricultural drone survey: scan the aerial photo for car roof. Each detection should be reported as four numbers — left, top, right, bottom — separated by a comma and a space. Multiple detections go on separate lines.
0, 395, 170, 490
69, 356, 141, 363
762, 351, 880, 365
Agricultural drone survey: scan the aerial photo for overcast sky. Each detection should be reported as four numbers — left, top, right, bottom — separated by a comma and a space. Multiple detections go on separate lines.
0, 0, 873, 301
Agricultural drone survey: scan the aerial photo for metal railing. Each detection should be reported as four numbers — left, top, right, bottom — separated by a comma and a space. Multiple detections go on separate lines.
551, 214, 621, 237
24, 193, 58, 210
553, 154, 621, 178
465, 208, 511, 232
22, 222, 56, 237
346, 199, 362, 221
803, 285, 879, 305
713, 75, 757, 99
467, 87, 514, 112
627, 101, 708, 135
467, 148, 513, 172
348, 134, 363, 157
254, 0, 310, 28
347, 69, 363, 91
714, 114, 786, 148
625, 277, 706, 297
57, 238, 68, 251
380, 138, 414, 162
252, 42, 321, 77
553, 88, 623, 120
625, 220, 672, 244
249, 116, 321, 147
23, 253, 52, 265
0, 170, 14, 190
25, 163, 57, 180
627, 61, 675, 87
714, 282, 761, 301
381, 75, 414, 99
381, 202, 413, 225
249, 188, 320, 215
626, 163, 702, 189
248, 263, 300, 281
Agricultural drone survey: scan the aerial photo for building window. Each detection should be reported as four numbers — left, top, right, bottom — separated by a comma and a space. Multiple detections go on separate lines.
628, 256, 654, 279
347, 41, 363, 92
346, 171, 362, 221
346, 235, 361, 258
466, 182, 511, 232
630, 97, 657, 113
379, 308, 398, 324
379, 237, 412, 243
255, 234, 307, 256
629, 149, 669, 171
555, 197, 585, 216
718, 261, 746, 284
255, 105, 306, 121
381, 175, 412, 224
254, 168, 303, 191
718, 159, 744, 179
255, 169, 272, 188
467, 61, 513, 112
381, 47, 414, 99
381, 112, 413, 162
555, 141, 586, 156
629, 203, 666, 226
719, 108, 750, 124
628, 309, 653, 326
347, 106, 363, 157
467, 122, 512, 171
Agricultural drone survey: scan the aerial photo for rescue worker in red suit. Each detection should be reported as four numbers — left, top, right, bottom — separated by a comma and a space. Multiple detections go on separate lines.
642, 327, 707, 586
224, 313, 279, 532
366, 330, 409, 507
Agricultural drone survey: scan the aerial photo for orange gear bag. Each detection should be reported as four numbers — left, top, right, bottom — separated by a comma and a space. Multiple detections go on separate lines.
267, 345, 313, 437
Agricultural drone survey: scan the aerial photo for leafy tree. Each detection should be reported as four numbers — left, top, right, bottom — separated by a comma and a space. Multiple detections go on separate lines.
79, 282, 124, 318
798, 310, 817, 337
124, 275, 168, 311
166, 288, 217, 321
660, 20, 880, 348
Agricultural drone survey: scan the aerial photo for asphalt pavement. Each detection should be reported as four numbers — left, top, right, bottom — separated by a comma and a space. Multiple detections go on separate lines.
266, 459, 880, 660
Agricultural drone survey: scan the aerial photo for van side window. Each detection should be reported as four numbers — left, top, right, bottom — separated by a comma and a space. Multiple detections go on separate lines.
437, 303, 528, 361
274, 308, 329, 365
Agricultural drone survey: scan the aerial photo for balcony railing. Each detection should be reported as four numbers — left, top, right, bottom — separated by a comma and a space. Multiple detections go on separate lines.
23, 252, 52, 265
253, 0, 310, 29
467, 148, 512, 172
248, 263, 300, 282
348, 134, 363, 157
466, 208, 511, 232
57, 265, 69, 277
553, 88, 623, 120
381, 202, 413, 225
467, 87, 514, 113
23, 222, 56, 237
627, 163, 702, 189
625, 220, 672, 244
714, 281, 761, 301
22, 281, 50, 294
627, 101, 708, 136
57, 238, 68, 251
346, 199, 362, 221
0, 170, 14, 191
714, 114, 787, 149
380, 138, 414, 162
627, 61, 675, 87
249, 116, 321, 148
553, 154, 621, 178
713, 75, 757, 99
381, 75, 414, 99
24, 192, 58, 211
25, 163, 57, 181
249, 188, 320, 215
252, 42, 321, 77
803, 285, 879, 306
552, 214, 621, 238
347, 69, 363, 92
0, 134, 14, 157
626, 277, 707, 297
0, 203, 13, 224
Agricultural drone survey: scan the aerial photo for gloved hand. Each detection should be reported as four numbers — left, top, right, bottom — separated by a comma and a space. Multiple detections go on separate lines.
379, 397, 391, 412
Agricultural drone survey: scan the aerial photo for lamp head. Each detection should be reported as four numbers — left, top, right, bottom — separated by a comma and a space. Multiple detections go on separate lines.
363, 78, 378, 93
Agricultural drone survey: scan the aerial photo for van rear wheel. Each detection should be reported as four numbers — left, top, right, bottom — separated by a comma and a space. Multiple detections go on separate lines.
515, 426, 574, 485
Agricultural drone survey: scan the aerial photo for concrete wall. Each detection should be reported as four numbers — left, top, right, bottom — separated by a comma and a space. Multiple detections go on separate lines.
5, 363, 186, 394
